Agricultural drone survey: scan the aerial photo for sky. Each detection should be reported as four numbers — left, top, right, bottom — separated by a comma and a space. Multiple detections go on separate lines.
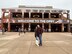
0, 0, 72, 19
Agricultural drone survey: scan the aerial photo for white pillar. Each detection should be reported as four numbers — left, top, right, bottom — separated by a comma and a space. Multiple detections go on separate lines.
28, 23, 31, 32
49, 23, 51, 32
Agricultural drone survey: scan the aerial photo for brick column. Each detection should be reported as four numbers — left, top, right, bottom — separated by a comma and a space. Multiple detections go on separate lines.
8, 12, 11, 32
2, 11, 5, 31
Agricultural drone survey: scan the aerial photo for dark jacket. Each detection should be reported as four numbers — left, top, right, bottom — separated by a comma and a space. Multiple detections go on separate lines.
34, 28, 37, 37
36, 27, 43, 36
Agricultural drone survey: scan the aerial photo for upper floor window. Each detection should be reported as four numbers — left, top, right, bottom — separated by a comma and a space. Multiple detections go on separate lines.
32, 10, 38, 12
39, 10, 44, 13
17, 9, 22, 12
44, 13, 49, 18
45, 10, 50, 13
12, 12, 22, 18
31, 13, 42, 18
51, 13, 60, 18
26, 10, 31, 12
24, 12, 29, 18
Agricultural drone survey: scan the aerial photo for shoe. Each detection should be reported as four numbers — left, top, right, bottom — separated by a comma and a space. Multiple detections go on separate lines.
37, 44, 39, 46
35, 43, 39, 46
35, 40, 39, 46
39, 44, 42, 46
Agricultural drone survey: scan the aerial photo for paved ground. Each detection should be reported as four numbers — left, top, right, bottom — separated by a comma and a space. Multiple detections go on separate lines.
0, 32, 72, 54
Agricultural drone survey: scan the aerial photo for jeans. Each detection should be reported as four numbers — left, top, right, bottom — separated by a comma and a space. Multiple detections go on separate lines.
39, 34, 42, 45
35, 36, 39, 45
36, 36, 39, 40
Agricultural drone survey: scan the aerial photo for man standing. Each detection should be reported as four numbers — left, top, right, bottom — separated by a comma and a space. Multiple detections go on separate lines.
36, 25, 43, 46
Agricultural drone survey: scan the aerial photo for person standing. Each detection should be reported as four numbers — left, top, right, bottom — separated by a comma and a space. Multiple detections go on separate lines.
36, 25, 43, 46
34, 27, 39, 46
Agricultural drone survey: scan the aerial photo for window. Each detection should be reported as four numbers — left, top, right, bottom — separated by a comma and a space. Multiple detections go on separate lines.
51, 13, 59, 18
24, 12, 29, 18
10, 9, 15, 12
45, 10, 50, 13
12, 12, 22, 18
17, 9, 21, 12
32, 10, 38, 12
31, 13, 42, 18
39, 10, 44, 13
44, 13, 49, 18
26, 10, 31, 12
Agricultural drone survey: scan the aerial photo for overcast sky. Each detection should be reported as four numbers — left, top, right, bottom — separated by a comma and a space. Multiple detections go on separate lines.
0, 0, 72, 19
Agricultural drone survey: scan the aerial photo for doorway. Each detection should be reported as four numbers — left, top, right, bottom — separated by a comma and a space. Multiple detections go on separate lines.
10, 23, 21, 32
51, 24, 61, 32
31, 23, 42, 32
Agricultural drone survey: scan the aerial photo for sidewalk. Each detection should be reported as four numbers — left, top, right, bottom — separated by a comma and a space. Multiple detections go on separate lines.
0, 32, 72, 54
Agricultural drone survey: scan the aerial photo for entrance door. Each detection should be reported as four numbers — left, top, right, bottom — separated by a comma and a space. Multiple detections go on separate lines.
44, 24, 49, 32
3, 23, 8, 32
24, 23, 29, 31
10, 23, 21, 32
51, 24, 61, 32
31, 23, 42, 32
64, 24, 68, 32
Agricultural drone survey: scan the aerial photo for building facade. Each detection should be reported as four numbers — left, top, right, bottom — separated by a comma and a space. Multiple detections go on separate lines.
0, 18, 2, 31
1, 5, 70, 32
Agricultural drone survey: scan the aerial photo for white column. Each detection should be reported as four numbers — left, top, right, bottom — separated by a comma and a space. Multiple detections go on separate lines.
29, 12, 31, 18
42, 23, 45, 32
62, 24, 64, 32
42, 12, 44, 19
22, 23, 24, 31
49, 13, 50, 19
49, 23, 51, 32
22, 11, 24, 31
28, 23, 31, 32
22, 11, 24, 18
